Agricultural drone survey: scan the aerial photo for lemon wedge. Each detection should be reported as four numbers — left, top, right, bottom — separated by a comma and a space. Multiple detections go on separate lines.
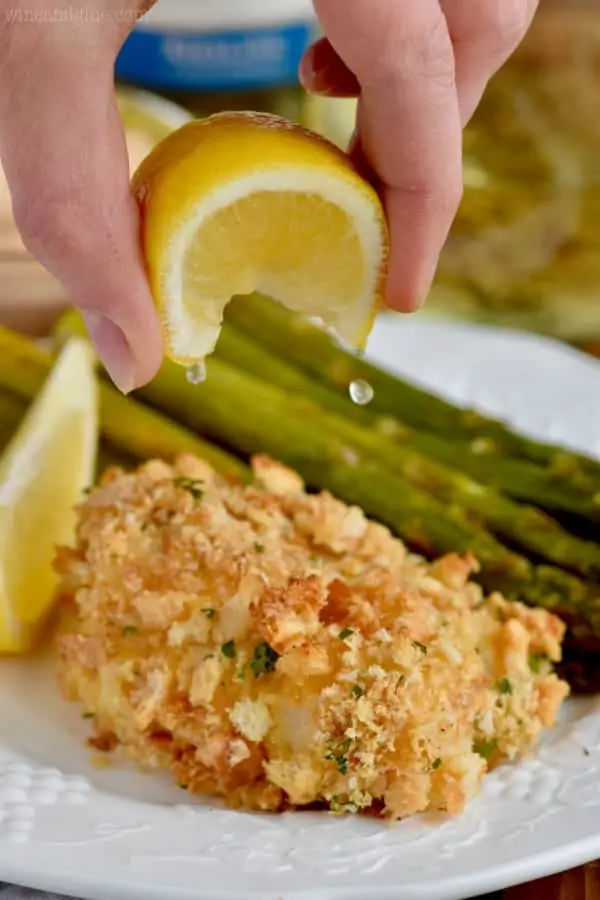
0, 338, 97, 653
132, 111, 388, 366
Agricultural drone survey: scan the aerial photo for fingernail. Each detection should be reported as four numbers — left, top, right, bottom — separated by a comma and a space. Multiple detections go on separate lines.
299, 43, 341, 96
385, 275, 434, 314
298, 46, 320, 92
299, 40, 360, 97
82, 312, 136, 394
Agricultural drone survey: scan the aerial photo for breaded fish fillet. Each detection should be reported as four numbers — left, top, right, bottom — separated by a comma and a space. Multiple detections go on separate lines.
55, 454, 569, 819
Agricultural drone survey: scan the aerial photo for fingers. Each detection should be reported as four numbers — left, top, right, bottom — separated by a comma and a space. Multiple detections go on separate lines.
303, 3, 539, 122
0, 22, 163, 392
440, 0, 539, 124
311, 0, 463, 311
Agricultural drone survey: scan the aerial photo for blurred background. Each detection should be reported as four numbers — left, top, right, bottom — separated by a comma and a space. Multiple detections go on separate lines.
1, 0, 599, 356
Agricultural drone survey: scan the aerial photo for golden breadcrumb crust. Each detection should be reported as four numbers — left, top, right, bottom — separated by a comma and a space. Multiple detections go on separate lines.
54, 454, 569, 819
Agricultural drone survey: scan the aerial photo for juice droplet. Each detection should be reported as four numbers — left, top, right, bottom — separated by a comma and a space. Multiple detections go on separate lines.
349, 378, 374, 406
186, 361, 207, 385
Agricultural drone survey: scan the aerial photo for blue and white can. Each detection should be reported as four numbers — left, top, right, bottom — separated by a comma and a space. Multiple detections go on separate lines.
116, 0, 317, 93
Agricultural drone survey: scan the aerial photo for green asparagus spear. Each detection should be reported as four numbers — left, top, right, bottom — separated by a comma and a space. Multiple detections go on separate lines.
225, 330, 600, 576
0, 326, 249, 482
0, 352, 148, 476
216, 321, 600, 523
399, 429, 600, 523
226, 293, 600, 477
96, 441, 137, 474
58, 309, 600, 520
0, 388, 27, 450
0, 385, 128, 477
55, 310, 600, 577
98, 386, 249, 480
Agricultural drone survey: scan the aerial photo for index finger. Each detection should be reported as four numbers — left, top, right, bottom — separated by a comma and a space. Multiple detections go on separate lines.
313, 0, 463, 311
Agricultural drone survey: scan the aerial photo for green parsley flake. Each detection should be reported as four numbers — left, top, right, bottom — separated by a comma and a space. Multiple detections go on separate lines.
497, 677, 512, 695
253, 542, 265, 553
330, 795, 359, 814
172, 477, 204, 500
432, 757, 442, 771
249, 642, 280, 678
529, 653, 548, 674
339, 627, 354, 641
473, 738, 497, 760
221, 640, 237, 660
123, 625, 138, 637
351, 685, 365, 700
325, 738, 352, 775
82, 712, 95, 720
412, 640, 428, 654
201, 608, 216, 619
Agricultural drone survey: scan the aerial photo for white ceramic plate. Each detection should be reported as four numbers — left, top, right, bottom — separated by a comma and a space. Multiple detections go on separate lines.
1, 316, 600, 900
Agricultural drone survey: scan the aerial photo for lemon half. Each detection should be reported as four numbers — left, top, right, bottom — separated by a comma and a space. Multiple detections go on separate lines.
132, 111, 388, 366
0, 339, 97, 653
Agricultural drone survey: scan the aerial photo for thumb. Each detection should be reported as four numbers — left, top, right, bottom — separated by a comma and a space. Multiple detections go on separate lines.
0, 62, 163, 392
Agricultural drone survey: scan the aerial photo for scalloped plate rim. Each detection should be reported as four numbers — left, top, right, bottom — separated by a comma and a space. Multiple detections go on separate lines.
1, 314, 600, 900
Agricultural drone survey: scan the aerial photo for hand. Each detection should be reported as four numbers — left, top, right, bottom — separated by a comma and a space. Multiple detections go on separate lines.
300, 0, 539, 311
0, 0, 538, 394
0, 0, 162, 393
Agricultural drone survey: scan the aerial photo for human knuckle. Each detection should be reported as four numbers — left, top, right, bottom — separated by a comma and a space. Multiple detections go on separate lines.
364, 12, 455, 90
416, 15, 456, 83
435, 177, 463, 220
481, 0, 532, 52
433, 168, 463, 216
447, 174, 464, 210
407, 168, 463, 224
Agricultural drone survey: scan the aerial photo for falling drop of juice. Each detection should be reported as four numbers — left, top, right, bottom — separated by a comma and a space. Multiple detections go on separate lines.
186, 361, 207, 385
349, 378, 374, 406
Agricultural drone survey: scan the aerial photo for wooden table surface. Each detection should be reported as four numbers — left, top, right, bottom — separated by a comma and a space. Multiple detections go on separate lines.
476, 863, 600, 898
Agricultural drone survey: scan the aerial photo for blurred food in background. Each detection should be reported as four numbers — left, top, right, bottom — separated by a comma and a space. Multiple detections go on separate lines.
309, 1, 600, 347
0, 165, 64, 335
432, 1, 600, 345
